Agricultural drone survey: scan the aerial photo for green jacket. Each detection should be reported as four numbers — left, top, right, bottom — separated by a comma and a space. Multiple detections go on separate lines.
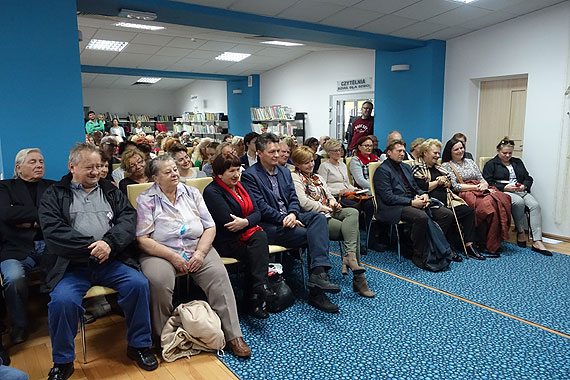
85, 120, 104, 134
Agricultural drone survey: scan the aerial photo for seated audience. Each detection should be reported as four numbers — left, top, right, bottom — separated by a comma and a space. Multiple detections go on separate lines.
0, 149, 54, 345
240, 132, 259, 169
452, 133, 473, 160
483, 137, 551, 256
291, 146, 374, 297
349, 135, 379, 195
99, 136, 119, 181
223, 133, 234, 143
132, 120, 144, 135
203, 155, 276, 318
38, 143, 157, 380
192, 138, 211, 169
303, 137, 322, 172
241, 133, 340, 314
379, 131, 413, 162
201, 142, 220, 177
109, 118, 126, 139
277, 141, 295, 170
85, 111, 104, 134
135, 155, 250, 357
181, 132, 192, 147
217, 142, 237, 158
412, 139, 484, 260
112, 141, 138, 183
170, 143, 205, 181
441, 138, 511, 255
232, 136, 245, 157
369, 135, 383, 157
316, 135, 330, 156
374, 140, 454, 270
118, 150, 148, 195
409, 138, 425, 161
97, 114, 107, 133
85, 134, 95, 146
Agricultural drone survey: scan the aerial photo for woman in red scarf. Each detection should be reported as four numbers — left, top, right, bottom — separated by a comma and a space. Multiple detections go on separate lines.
349, 135, 379, 194
203, 154, 275, 319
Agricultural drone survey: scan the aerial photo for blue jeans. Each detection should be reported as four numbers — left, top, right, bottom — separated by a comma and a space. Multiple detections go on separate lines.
0, 241, 45, 329
0, 364, 28, 380
48, 259, 152, 364
267, 212, 331, 270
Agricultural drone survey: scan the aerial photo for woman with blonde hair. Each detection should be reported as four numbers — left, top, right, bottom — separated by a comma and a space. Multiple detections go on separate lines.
231, 136, 245, 157
191, 138, 211, 169
291, 146, 374, 297
118, 149, 148, 194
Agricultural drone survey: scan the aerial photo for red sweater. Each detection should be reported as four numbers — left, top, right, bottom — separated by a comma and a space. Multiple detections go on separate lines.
349, 117, 374, 150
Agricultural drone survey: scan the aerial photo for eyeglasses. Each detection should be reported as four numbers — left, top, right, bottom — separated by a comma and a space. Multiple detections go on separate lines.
129, 160, 144, 169
329, 149, 341, 153
500, 139, 515, 146
361, 144, 373, 148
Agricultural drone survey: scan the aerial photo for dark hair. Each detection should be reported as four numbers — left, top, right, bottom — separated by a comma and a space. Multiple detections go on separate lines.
441, 138, 465, 163
211, 154, 242, 176
496, 136, 515, 150
88, 111, 95, 115
136, 143, 152, 155
385, 139, 406, 152
168, 142, 188, 155
222, 133, 233, 141
362, 101, 373, 109
256, 132, 280, 152
304, 137, 319, 147
207, 141, 220, 151
118, 141, 137, 155
112, 117, 118, 123
244, 132, 260, 146
356, 135, 373, 147
452, 132, 466, 141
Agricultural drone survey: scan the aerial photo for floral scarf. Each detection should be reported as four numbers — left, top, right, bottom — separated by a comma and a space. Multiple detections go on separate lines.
411, 158, 466, 207
294, 169, 330, 207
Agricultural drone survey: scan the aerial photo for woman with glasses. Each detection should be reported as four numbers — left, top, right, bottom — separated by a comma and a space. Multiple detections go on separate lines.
349, 135, 379, 195
169, 143, 205, 181
483, 137, 551, 256
118, 149, 148, 194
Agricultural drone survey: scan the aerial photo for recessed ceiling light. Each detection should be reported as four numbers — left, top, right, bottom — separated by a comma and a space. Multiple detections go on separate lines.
261, 41, 304, 47
114, 22, 165, 31
215, 52, 251, 62
86, 39, 128, 52
136, 77, 161, 84
448, 0, 476, 3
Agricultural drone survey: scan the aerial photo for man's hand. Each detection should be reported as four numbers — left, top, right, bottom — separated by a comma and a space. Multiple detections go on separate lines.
187, 250, 205, 272
411, 196, 429, 209
88, 240, 111, 263
224, 214, 249, 232
282, 213, 298, 228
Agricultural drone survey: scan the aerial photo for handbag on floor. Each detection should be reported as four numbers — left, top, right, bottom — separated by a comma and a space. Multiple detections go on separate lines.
421, 208, 452, 272
266, 273, 295, 313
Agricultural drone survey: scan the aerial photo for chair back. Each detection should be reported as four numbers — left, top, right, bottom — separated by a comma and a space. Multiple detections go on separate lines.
479, 156, 493, 170
127, 182, 153, 208
186, 177, 213, 194
112, 163, 121, 171
402, 159, 414, 167
368, 162, 382, 210
345, 157, 353, 184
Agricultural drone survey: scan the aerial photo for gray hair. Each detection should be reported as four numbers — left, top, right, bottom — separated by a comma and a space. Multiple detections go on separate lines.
69, 143, 100, 165
14, 148, 42, 178
100, 136, 118, 146
145, 154, 176, 179
256, 132, 280, 152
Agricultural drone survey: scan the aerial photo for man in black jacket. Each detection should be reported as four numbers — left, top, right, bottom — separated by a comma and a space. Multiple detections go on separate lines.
38, 143, 157, 380
0, 148, 54, 345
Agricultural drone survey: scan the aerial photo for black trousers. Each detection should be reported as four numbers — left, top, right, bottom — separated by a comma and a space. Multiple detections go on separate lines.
447, 204, 476, 249
400, 206, 453, 259
222, 230, 269, 291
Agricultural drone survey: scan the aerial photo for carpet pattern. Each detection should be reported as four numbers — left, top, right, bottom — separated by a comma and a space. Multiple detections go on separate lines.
221, 247, 570, 380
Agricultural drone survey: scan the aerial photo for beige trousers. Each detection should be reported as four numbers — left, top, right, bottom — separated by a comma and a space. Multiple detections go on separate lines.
140, 247, 242, 342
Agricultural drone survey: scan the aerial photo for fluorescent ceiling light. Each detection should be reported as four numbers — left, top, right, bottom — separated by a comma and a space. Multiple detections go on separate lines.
86, 39, 128, 52
114, 22, 165, 31
215, 52, 251, 62
118, 9, 157, 21
261, 41, 304, 47
448, 0, 476, 3
136, 77, 161, 84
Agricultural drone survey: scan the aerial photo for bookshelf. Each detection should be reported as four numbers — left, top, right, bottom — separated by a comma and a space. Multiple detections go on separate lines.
173, 112, 228, 139
250, 106, 306, 143
109, 113, 179, 134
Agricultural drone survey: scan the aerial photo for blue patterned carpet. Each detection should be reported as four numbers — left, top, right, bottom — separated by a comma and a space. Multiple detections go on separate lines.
221, 244, 570, 380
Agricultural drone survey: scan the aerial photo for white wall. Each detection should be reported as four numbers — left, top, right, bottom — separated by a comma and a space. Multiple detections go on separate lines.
260, 49, 375, 138
82, 87, 178, 116
442, 2, 570, 237
175, 80, 227, 115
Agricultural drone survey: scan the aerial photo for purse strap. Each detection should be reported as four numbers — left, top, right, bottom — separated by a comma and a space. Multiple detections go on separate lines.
449, 162, 465, 184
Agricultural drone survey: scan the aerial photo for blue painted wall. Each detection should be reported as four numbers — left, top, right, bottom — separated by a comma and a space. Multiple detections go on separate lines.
374, 40, 446, 146
226, 75, 260, 137
0, 0, 84, 179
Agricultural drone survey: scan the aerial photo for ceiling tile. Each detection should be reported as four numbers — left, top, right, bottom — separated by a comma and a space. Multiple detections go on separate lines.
122, 43, 161, 55
390, 21, 447, 39
138, 55, 182, 70
420, 25, 474, 40
354, 0, 418, 14
81, 73, 98, 86
108, 53, 152, 68
110, 76, 141, 89
357, 14, 418, 34
461, 11, 517, 30
92, 29, 137, 42
91, 74, 121, 88
186, 49, 221, 59
199, 41, 237, 51
228, 44, 267, 54
167, 57, 210, 71
155, 46, 193, 57
471, 0, 526, 12
79, 26, 97, 41
319, 0, 362, 5
130, 33, 174, 46
167, 37, 207, 49
174, 0, 235, 8
394, 0, 462, 21
501, 0, 566, 16
80, 50, 118, 66
277, 0, 345, 23
319, 7, 384, 28
427, 5, 492, 27
230, 0, 299, 17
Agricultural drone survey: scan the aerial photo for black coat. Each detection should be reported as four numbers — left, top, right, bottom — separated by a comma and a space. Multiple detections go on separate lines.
202, 180, 261, 256
38, 173, 138, 293
0, 178, 55, 262
482, 155, 533, 192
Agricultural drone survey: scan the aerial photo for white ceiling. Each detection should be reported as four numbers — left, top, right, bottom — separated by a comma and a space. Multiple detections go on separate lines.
80, 0, 565, 90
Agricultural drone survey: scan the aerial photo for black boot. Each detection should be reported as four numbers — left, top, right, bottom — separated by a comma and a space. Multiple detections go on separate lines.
248, 293, 269, 319
308, 289, 339, 314
467, 245, 486, 260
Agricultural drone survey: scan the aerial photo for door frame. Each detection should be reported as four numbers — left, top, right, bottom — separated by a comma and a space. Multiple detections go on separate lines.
329, 92, 374, 141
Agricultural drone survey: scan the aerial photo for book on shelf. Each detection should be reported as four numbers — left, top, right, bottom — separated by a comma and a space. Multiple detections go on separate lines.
250, 106, 295, 121
182, 112, 224, 123
174, 122, 223, 134
251, 121, 297, 136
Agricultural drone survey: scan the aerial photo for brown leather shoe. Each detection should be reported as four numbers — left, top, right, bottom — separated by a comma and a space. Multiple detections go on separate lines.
226, 337, 251, 358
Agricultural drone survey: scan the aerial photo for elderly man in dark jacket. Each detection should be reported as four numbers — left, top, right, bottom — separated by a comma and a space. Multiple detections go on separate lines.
38, 143, 157, 380
0, 148, 54, 345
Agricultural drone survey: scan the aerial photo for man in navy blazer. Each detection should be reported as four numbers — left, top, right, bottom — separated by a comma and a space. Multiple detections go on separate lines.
241, 133, 341, 313
374, 140, 452, 269
240, 132, 259, 169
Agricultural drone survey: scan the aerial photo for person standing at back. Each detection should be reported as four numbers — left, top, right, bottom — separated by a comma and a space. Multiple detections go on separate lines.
347, 101, 374, 153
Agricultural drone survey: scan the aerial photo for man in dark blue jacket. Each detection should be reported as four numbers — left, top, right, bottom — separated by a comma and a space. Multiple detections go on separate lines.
241, 133, 340, 313
38, 143, 157, 380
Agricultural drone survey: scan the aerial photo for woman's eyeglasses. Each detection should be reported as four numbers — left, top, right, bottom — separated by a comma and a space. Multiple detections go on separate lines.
500, 140, 515, 146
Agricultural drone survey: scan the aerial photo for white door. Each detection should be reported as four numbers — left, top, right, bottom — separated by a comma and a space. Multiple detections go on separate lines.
329, 93, 374, 143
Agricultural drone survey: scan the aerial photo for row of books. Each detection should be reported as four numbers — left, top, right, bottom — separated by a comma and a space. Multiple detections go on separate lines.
251, 122, 298, 136
250, 106, 295, 121
174, 123, 223, 134
182, 112, 224, 122
106, 113, 177, 122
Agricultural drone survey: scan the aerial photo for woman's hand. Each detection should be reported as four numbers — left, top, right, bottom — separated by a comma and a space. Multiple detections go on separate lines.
187, 250, 205, 272
504, 184, 517, 192
170, 253, 190, 273
330, 199, 342, 212
338, 188, 352, 196
224, 214, 249, 232
477, 182, 489, 191
321, 205, 333, 213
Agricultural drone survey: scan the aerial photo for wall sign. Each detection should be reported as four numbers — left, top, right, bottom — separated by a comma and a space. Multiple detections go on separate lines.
337, 77, 373, 92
